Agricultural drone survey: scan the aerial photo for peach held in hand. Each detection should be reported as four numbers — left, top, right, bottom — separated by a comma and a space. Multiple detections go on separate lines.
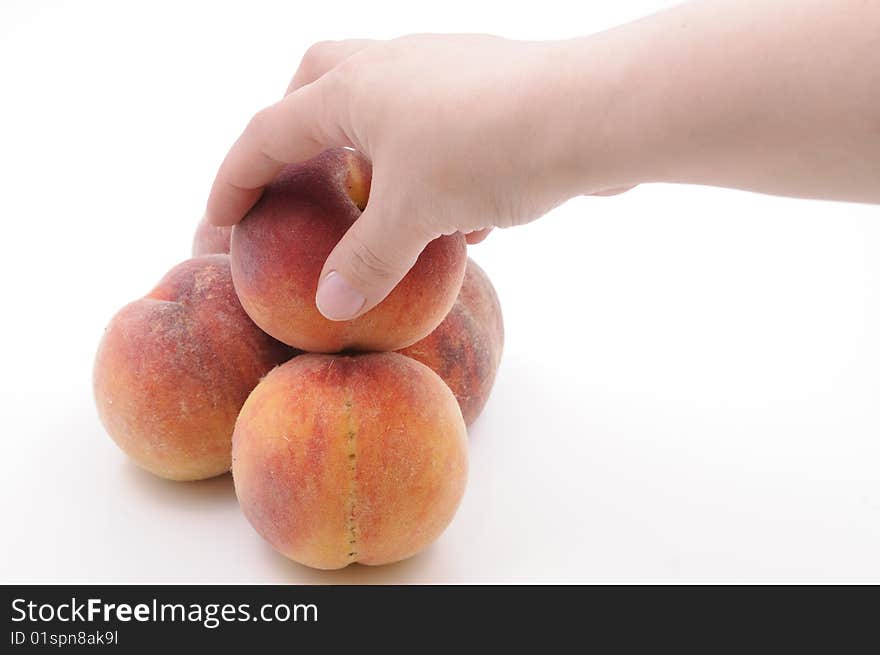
232, 352, 468, 569
229, 148, 467, 353
93, 255, 292, 481
398, 258, 504, 425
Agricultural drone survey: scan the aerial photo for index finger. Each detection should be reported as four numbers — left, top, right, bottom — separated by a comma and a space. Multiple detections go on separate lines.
205, 81, 347, 226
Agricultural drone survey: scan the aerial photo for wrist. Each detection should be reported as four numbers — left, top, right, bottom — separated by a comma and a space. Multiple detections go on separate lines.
536, 34, 661, 198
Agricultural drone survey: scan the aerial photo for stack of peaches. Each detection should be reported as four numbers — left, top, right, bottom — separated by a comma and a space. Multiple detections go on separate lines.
93, 149, 503, 570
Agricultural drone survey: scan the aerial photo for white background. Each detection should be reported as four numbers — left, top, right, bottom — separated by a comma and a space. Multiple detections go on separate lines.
2, 0, 879, 584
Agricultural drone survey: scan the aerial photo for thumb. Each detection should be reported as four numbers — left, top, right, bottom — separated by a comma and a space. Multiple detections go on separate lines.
315, 198, 432, 321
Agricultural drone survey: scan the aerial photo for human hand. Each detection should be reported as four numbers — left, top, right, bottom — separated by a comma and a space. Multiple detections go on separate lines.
205, 34, 631, 320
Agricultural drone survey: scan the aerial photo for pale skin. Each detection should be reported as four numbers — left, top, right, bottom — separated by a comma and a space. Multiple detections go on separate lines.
205, 0, 880, 321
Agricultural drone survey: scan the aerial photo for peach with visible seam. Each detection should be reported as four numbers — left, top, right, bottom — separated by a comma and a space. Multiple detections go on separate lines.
232, 352, 468, 569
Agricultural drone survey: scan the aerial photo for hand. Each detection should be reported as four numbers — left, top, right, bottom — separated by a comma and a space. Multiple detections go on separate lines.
206, 2, 880, 321
205, 35, 630, 320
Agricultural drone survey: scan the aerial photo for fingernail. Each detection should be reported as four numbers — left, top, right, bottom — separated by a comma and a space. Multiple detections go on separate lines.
316, 271, 366, 321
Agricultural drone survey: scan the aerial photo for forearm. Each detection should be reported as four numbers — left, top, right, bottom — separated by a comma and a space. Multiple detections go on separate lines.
558, 0, 880, 203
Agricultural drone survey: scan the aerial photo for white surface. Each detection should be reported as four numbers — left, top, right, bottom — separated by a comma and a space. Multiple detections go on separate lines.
2, 0, 879, 584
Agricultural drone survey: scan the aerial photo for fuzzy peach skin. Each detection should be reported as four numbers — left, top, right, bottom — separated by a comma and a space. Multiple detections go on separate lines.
229, 148, 467, 353
94, 255, 293, 481
398, 258, 503, 425
192, 215, 232, 256
232, 352, 468, 569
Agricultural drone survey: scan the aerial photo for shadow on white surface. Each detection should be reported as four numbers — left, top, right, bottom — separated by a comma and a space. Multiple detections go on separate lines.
122, 463, 237, 509
122, 460, 440, 584
259, 542, 437, 585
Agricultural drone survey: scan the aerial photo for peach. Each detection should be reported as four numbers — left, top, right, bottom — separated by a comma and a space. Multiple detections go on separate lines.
94, 255, 292, 481
232, 352, 468, 569
191, 215, 232, 256
229, 148, 467, 353
398, 258, 504, 425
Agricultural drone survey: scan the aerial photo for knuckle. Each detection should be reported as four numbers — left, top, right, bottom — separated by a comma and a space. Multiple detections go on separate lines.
301, 40, 336, 72
246, 106, 273, 136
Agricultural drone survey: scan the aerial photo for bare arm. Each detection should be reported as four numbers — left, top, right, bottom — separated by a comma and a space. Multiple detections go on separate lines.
573, 0, 880, 202
206, 0, 880, 320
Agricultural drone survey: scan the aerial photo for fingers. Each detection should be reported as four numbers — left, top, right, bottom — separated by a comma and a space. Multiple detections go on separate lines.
465, 227, 493, 244
286, 39, 374, 94
207, 39, 375, 227
315, 193, 433, 321
206, 81, 347, 226
590, 185, 636, 197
